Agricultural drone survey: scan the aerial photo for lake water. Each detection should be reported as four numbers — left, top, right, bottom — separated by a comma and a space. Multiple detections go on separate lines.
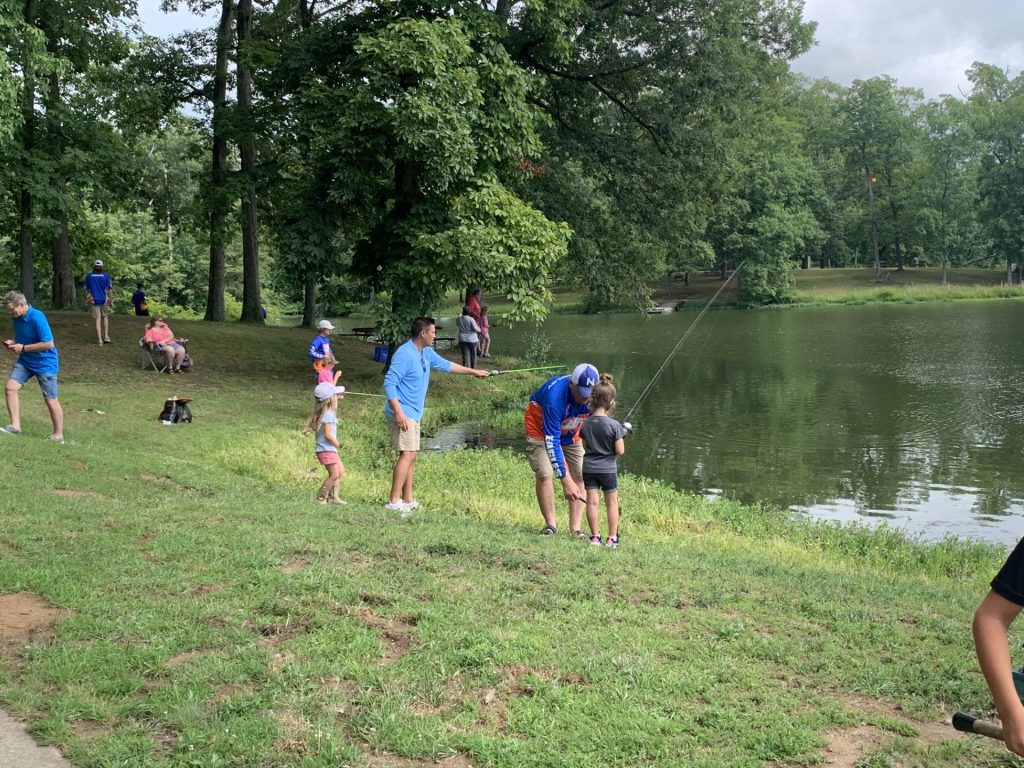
479, 301, 1024, 546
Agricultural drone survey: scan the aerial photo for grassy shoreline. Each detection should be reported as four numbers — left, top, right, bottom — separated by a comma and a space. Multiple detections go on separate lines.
0, 311, 1015, 767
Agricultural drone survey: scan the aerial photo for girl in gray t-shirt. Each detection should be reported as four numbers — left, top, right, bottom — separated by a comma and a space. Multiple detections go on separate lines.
580, 373, 628, 547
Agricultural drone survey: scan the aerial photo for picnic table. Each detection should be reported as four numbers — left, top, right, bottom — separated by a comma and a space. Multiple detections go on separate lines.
346, 327, 376, 342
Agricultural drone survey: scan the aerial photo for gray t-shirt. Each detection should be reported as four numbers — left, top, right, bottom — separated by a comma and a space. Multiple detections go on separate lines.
581, 415, 626, 474
456, 315, 479, 343
315, 410, 338, 454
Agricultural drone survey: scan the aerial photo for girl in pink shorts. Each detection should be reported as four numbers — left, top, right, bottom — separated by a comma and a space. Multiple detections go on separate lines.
305, 382, 347, 504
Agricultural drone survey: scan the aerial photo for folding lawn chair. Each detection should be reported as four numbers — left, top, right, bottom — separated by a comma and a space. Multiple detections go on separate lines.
140, 340, 168, 373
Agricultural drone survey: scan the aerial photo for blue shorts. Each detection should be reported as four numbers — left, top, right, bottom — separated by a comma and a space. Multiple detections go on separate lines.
583, 472, 618, 493
9, 361, 59, 400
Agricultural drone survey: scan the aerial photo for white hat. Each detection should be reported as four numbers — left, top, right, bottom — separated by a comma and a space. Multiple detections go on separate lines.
93, 259, 104, 267
314, 383, 345, 401
317, 320, 335, 330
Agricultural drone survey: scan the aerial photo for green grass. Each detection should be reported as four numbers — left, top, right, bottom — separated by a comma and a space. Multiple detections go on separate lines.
0, 310, 1018, 767
649, 267, 1024, 312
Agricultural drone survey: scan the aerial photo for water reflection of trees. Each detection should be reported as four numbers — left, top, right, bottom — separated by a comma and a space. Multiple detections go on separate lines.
612, 304, 1024, 521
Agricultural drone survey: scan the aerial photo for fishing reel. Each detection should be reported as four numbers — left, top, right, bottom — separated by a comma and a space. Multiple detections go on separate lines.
622, 421, 633, 435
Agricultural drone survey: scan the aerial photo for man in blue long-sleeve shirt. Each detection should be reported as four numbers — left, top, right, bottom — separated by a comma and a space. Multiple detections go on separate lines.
383, 316, 488, 513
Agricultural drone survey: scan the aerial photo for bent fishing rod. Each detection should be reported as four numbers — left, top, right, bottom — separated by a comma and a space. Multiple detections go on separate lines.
622, 262, 745, 424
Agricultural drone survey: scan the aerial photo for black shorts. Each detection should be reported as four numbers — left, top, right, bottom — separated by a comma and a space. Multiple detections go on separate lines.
583, 472, 618, 492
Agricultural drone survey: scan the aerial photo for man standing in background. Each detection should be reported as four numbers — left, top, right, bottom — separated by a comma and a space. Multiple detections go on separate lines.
84, 259, 113, 346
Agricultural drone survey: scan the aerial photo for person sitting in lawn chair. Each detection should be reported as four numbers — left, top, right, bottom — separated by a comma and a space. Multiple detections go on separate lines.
141, 314, 190, 374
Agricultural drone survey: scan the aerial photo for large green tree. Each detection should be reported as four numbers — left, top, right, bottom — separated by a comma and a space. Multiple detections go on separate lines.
280, 9, 570, 339
504, 0, 816, 307
839, 77, 927, 276
918, 96, 984, 282
969, 63, 1024, 283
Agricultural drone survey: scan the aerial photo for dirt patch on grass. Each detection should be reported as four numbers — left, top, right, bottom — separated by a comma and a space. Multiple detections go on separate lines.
364, 751, 474, 768
166, 651, 210, 667
166, 649, 212, 667
189, 583, 225, 597
137, 472, 194, 493
834, 692, 953, 744
282, 556, 308, 574
271, 710, 312, 755
819, 724, 890, 768
458, 665, 590, 735
0, 592, 68, 658
339, 551, 373, 573
53, 488, 111, 500
769, 691, 959, 768
497, 663, 589, 694
269, 650, 297, 670
72, 719, 107, 741
214, 682, 259, 702
322, 676, 361, 718
349, 607, 418, 665
247, 617, 311, 646
0, 539, 21, 554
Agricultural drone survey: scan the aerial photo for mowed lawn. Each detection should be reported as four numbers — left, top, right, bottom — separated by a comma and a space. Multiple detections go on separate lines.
0, 308, 1016, 768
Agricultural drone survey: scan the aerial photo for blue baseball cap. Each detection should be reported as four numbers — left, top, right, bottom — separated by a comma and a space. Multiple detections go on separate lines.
572, 363, 599, 398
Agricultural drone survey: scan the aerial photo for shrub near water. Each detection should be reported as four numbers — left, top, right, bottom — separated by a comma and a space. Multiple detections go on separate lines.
0, 310, 1014, 767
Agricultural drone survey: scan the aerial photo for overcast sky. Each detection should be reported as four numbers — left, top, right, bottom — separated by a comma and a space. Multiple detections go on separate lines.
792, 0, 1024, 98
138, 0, 1024, 100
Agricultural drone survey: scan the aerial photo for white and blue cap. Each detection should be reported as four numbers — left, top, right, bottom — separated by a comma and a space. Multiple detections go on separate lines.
314, 383, 345, 401
571, 363, 599, 399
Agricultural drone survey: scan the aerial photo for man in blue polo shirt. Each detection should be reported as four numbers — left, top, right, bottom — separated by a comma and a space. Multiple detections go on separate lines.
84, 259, 113, 346
2, 291, 64, 442
383, 316, 488, 513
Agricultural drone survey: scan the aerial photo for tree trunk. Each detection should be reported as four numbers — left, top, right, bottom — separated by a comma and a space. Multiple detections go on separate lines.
1007, 257, 1014, 286
51, 208, 74, 307
19, 187, 34, 302
18, 1, 36, 301
204, 0, 233, 322
164, 166, 174, 261
47, 70, 74, 308
302, 276, 316, 328
237, 0, 262, 323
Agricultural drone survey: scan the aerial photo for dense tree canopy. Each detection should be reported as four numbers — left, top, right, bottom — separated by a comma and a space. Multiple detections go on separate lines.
0, 0, 1022, 321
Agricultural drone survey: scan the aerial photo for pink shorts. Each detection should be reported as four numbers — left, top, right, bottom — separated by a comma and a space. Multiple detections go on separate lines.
316, 450, 340, 466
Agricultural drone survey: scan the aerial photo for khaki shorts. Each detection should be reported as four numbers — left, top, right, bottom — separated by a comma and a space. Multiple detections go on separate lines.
526, 438, 583, 479
387, 417, 421, 452
89, 303, 111, 318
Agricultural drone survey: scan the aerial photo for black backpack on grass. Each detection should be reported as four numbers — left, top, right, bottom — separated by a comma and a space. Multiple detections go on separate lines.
158, 397, 193, 424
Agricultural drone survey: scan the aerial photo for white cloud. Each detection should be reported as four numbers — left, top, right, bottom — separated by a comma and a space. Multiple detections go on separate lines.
793, 0, 1024, 97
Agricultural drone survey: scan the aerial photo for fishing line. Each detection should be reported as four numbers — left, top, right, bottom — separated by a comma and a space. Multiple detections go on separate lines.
622, 262, 745, 423
488, 365, 564, 375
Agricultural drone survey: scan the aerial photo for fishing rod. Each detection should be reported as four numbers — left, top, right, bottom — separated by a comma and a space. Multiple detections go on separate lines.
341, 391, 384, 398
952, 711, 1004, 742
488, 365, 564, 376
622, 262, 745, 424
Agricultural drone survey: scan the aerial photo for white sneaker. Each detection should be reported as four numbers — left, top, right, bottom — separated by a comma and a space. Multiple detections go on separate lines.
384, 501, 407, 511
0, 425, 22, 435
404, 500, 419, 511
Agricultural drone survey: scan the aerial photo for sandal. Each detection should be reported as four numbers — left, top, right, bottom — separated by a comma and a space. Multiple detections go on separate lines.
539, 525, 557, 536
